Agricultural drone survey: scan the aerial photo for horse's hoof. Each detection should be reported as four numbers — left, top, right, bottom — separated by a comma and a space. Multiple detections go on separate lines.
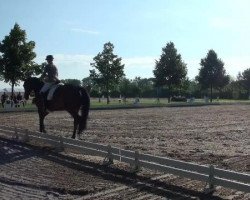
78, 135, 83, 140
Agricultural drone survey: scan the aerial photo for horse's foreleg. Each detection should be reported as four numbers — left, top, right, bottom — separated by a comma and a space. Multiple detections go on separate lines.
39, 111, 48, 133
71, 118, 78, 139
39, 114, 45, 132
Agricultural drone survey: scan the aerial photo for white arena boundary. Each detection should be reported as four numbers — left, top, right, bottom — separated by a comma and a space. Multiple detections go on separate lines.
0, 125, 249, 194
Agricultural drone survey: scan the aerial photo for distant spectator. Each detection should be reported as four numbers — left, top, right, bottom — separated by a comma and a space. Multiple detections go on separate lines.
17, 92, 22, 101
10, 93, 17, 107
16, 92, 25, 107
1, 92, 8, 108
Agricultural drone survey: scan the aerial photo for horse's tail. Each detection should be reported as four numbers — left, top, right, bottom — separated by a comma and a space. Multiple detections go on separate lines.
78, 87, 90, 133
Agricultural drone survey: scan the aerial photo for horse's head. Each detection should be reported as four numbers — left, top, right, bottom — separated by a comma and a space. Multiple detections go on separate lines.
23, 77, 33, 100
23, 77, 43, 100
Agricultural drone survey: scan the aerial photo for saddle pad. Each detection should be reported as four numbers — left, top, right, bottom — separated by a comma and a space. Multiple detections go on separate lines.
47, 83, 63, 100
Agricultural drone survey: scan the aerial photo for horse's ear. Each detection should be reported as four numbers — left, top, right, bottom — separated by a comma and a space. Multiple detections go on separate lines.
23, 76, 31, 82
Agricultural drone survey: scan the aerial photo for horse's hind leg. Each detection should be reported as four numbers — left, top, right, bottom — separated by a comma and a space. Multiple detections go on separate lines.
78, 115, 88, 136
72, 117, 78, 139
69, 111, 80, 139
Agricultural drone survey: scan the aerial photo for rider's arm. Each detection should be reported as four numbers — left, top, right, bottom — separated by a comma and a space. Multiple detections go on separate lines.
40, 65, 48, 80
53, 65, 59, 81
55, 67, 58, 79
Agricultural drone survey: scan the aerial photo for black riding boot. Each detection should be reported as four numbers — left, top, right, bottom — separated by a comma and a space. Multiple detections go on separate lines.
39, 92, 47, 112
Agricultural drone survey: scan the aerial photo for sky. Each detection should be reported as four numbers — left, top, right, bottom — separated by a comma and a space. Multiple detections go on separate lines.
0, 0, 250, 89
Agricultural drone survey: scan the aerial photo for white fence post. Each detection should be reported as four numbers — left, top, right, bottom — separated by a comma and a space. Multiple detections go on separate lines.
133, 150, 140, 172
204, 165, 215, 194
103, 145, 113, 165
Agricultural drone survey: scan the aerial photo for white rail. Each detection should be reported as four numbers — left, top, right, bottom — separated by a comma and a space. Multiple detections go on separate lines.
0, 125, 249, 194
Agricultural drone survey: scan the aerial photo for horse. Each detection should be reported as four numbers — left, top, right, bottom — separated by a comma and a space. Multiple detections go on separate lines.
23, 77, 90, 139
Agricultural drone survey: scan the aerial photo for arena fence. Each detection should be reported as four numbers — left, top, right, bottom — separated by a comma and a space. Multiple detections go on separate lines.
0, 125, 249, 194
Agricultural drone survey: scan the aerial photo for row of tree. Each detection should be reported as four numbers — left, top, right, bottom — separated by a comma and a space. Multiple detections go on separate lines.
0, 24, 250, 103
80, 74, 250, 101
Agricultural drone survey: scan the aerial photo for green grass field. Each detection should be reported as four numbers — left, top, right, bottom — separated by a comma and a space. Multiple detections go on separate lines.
1, 97, 249, 112
91, 97, 250, 106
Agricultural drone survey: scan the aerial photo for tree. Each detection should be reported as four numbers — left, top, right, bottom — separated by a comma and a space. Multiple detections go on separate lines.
153, 42, 187, 102
61, 79, 81, 86
178, 78, 190, 96
196, 50, 229, 102
0, 23, 41, 96
82, 76, 102, 100
187, 79, 201, 98
119, 77, 131, 100
82, 76, 93, 88
90, 42, 124, 104
132, 77, 154, 97
238, 68, 250, 98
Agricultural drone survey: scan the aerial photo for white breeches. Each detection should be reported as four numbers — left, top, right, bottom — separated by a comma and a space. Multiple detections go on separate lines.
40, 82, 54, 93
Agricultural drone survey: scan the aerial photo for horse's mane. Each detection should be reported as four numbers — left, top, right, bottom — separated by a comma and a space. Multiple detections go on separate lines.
29, 77, 42, 83
25, 77, 44, 90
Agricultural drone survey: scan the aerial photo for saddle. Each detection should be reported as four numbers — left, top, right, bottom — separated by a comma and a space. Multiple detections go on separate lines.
46, 82, 64, 101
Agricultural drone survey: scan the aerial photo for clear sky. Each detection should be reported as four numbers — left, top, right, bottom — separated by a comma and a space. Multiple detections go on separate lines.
0, 0, 250, 89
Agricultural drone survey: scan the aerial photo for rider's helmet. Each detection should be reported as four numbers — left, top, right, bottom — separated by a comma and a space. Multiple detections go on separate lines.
45, 55, 54, 61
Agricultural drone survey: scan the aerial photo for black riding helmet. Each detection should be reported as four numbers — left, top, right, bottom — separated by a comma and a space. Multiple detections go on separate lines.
45, 55, 54, 61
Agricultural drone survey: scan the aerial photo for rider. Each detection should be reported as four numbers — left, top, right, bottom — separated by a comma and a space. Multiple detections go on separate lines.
40, 55, 59, 93
40, 55, 59, 108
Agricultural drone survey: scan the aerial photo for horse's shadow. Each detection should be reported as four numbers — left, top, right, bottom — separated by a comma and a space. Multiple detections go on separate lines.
0, 137, 224, 199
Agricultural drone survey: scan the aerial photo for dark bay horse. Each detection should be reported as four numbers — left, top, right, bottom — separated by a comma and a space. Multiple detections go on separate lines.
23, 77, 90, 139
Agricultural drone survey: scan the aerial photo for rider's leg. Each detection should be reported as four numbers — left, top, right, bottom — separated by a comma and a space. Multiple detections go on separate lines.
40, 83, 52, 111
40, 83, 52, 94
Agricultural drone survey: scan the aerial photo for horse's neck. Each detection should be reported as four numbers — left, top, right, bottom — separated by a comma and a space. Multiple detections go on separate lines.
34, 81, 44, 97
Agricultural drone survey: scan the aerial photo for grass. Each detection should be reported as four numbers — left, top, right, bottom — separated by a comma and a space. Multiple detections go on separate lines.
92, 97, 250, 105
0, 97, 249, 112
